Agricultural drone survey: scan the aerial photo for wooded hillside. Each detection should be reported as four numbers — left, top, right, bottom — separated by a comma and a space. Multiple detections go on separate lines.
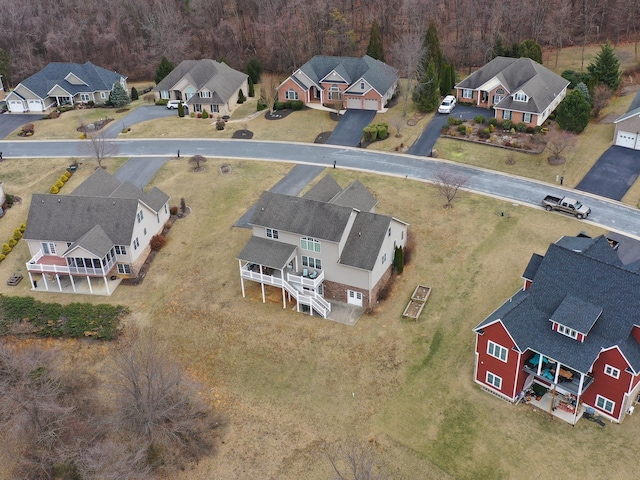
0, 0, 638, 84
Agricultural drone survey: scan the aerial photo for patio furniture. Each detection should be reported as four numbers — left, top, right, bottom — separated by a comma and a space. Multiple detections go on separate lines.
309, 270, 318, 279
302, 268, 309, 277
7, 273, 23, 286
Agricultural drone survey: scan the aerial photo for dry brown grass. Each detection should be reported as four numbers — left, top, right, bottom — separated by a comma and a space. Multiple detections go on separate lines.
0, 155, 622, 479
543, 41, 640, 74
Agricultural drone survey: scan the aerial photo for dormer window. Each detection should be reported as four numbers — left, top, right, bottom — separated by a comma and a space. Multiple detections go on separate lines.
200, 91, 212, 98
557, 324, 578, 340
514, 92, 528, 102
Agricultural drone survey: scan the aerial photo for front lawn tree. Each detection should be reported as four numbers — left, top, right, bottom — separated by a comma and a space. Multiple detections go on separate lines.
155, 56, 174, 85
587, 41, 621, 91
590, 84, 611, 117
189, 154, 207, 171
109, 82, 131, 108
556, 89, 591, 133
412, 59, 439, 112
366, 19, 385, 62
545, 129, 576, 164
246, 58, 263, 84
390, 31, 424, 117
433, 169, 469, 208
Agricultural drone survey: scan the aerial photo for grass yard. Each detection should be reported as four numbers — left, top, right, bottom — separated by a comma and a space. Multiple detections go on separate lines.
4, 156, 635, 479
543, 41, 640, 75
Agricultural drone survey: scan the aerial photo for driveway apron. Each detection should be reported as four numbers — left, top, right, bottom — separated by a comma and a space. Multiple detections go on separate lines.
576, 146, 640, 201
0, 114, 41, 140
325, 110, 376, 147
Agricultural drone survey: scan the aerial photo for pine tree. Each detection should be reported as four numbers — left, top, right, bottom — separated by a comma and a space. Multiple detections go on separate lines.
423, 21, 443, 79
492, 36, 505, 58
246, 58, 263, 84
248, 78, 255, 97
237, 89, 246, 104
178, 102, 185, 117
366, 19, 385, 62
155, 56, 174, 85
587, 41, 621, 90
556, 89, 591, 133
413, 59, 439, 112
575, 82, 590, 103
130, 86, 139, 101
519, 39, 542, 63
109, 82, 130, 108
439, 63, 455, 97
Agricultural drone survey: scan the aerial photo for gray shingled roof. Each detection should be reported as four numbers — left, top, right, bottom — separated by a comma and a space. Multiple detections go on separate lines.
302, 175, 343, 202
551, 294, 602, 335
522, 253, 543, 280
457, 56, 569, 114
154, 59, 247, 104
329, 180, 378, 212
297, 55, 398, 96
339, 212, 391, 270
17, 62, 125, 99
24, 169, 169, 254
614, 90, 640, 123
67, 225, 115, 258
474, 235, 640, 374
236, 236, 296, 269
249, 191, 354, 242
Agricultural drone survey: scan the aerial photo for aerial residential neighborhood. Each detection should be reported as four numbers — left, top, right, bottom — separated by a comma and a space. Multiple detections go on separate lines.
1, 7, 640, 479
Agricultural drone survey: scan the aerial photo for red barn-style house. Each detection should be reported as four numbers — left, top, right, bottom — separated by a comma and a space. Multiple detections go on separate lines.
473, 234, 640, 424
277, 55, 398, 112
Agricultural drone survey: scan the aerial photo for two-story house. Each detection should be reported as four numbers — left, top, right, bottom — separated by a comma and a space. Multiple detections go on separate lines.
153, 59, 248, 116
473, 234, 640, 424
277, 55, 399, 112
455, 56, 569, 127
237, 175, 408, 319
23, 169, 170, 296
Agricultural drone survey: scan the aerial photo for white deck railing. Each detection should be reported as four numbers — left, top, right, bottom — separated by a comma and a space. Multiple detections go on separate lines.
27, 252, 117, 277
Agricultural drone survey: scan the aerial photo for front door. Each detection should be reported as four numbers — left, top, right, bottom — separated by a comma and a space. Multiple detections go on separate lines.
347, 290, 363, 306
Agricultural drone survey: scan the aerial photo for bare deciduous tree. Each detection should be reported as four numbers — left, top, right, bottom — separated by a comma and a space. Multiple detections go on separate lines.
326, 440, 388, 480
260, 73, 280, 114
82, 130, 118, 168
433, 169, 469, 208
545, 128, 576, 163
390, 31, 424, 117
590, 84, 611, 118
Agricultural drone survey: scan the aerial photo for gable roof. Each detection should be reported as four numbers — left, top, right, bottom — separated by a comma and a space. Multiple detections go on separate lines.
154, 59, 247, 104
302, 175, 343, 202
614, 90, 640, 123
24, 170, 169, 253
295, 55, 398, 96
17, 62, 125, 100
339, 212, 392, 270
236, 236, 297, 269
457, 56, 569, 114
475, 235, 640, 374
329, 180, 378, 212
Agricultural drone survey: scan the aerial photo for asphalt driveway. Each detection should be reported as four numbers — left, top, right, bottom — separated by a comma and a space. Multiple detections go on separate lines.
408, 105, 494, 156
113, 156, 172, 188
101, 104, 178, 138
576, 146, 640, 201
0, 113, 42, 140
326, 109, 377, 147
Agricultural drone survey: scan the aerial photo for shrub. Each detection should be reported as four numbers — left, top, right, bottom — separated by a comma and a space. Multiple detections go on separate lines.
488, 117, 498, 126
454, 118, 463, 125
376, 123, 389, 140
62, 171, 71, 180
216, 118, 225, 130
441, 125, 450, 133
466, 126, 473, 135
6, 195, 13, 207
197, 113, 202, 118
284, 101, 292, 109
447, 116, 456, 125
13, 229, 22, 240
0, 254, 5, 262
274, 101, 285, 110
50, 185, 59, 194
474, 115, 486, 124
534, 125, 543, 134
394, 246, 404, 274
55, 179, 64, 188
237, 89, 246, 104
150, 234, 167, 251
8, 238, 16, 247
202, 109, 209, 119
21, 123, 35, 136
363, 125, 378, 142
19, 223, 26, 232
479, 128, 490, 139
489, 123, 495, 133
2, 243, 11, 254
516, 122, 527, 132
131, 86, 139, 101
257, 102, 267, 111
501, 119, 513, 131
155, 99, 168, 106
526, 126, 535, 134
49, 111, 60, 119
190, 112, 195, 118
291, 100, 304, 110
457, 124, 467, 134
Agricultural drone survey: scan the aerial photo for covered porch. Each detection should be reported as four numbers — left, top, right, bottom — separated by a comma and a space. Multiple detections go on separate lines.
27, 271, 121, 296
523, 352, 594, 397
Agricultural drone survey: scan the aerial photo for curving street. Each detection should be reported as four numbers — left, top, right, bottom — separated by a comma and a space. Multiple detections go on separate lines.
1, 138, 640, 239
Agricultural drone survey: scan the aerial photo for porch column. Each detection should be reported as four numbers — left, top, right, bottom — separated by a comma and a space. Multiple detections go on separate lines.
239, 260, 246, 298
69, 274, 77, 293
55, 274, 62, 292
28, 271, 34, 289
537, 356, 543, 376
42, 274, 49, 291
554, 363, 560, 385
104, 276, 111, 296
261, 279, 266, 303
87, 276, 93, 294
281, 269, 286, 309
577, 373, 585, 394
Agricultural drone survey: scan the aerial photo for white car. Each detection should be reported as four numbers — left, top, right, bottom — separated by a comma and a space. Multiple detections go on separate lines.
167, 100, 187, 109
438, 95, 456, 114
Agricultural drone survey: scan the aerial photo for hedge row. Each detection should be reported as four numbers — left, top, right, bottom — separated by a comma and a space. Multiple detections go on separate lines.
50, 169, 72, 194
362, 122, 389, 142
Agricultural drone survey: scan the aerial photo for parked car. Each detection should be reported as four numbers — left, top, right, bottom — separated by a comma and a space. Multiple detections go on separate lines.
167, 100, 187, 110
438, 95, 456, 114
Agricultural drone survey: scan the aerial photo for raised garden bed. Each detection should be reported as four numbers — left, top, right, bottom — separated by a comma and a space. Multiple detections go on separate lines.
402, 284, 431, 320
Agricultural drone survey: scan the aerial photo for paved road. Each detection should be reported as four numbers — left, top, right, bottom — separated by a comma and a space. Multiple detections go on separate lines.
326, 110, 376, 147
576, 146, 640, 200
408, 105, 493, 156
2, 138, 640, 239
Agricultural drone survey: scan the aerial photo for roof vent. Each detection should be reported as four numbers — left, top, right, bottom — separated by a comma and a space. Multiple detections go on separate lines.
261, 207, 265, 211
358, 232, 361, 236
58, 199, 61, 203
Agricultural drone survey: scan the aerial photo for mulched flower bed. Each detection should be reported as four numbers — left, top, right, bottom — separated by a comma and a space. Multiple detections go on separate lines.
265, 109, 295, 120
443, 122, 546, 154
232, 129, 253, 139
76, 118, 114, 133
314, 132, 331, 144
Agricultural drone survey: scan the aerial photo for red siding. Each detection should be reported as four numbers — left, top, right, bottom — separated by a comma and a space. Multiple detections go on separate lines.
524, 279, 532, 290
582, 348, 632, 421
632, 326, 640, 345
476, 321, 520, 400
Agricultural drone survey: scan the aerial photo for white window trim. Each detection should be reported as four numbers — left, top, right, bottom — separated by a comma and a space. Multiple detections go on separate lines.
595, 394, 615, 414
604, 364, 620, 379
462, 89, 473, 99
486, 371, 502, 389
523, 112, 533, 123
382, 253, 387, 264
558, 324, 579, 340
266, 228, 279, 239
514, 92, 527, 102
286, 89, 298, 100
117, 263, 131, 274
301, 237, 321, 253
487, 340, 508, 362
301, 255, 322, 269
502, 110, 512, 120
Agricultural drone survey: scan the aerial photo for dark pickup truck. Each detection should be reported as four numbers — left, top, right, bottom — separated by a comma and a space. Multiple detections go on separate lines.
542, 195, 591, 219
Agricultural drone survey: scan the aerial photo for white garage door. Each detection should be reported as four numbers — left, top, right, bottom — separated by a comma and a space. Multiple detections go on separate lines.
347, 290, 363, 306
616, 131, 638, 149
346, 97, 361, 109
363, 98, 379, 111
9, 100, 24, 113
27, 99, 43, 112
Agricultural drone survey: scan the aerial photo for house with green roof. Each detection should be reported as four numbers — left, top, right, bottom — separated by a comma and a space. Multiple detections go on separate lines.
23, 169, 170, 296
153, 59, 248, 116
5, 62, 127, 113
237, 175, 408, 319
277, 55, 399, 112
455, 56, 569, 127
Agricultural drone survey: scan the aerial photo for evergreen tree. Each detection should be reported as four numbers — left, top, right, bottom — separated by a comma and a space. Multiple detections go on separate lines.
439, 62, 455, 97
423, 20, 443, 79
109, 82, 130, 108
366, 19, 385, 62
246, 58, 263, 84
587, 41, 621, 90
492, 36, 505, 58
178, 102, 185, 117
237, 89, 246, 104
575, 82, 590, 103
130, 86, 139, 101
519, 39, 542, 63
0, 48, 12, 86
154, 56, 174, 85
248, 77, 255, 97
394, 246, 404, 274
412, 59, 439, 112
556, 89, 591, 133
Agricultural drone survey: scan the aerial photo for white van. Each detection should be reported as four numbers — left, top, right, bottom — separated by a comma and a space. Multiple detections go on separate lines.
167, 100, 187, 109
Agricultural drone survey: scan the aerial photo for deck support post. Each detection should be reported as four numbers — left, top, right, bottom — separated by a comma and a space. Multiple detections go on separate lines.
238, 260, 246, 298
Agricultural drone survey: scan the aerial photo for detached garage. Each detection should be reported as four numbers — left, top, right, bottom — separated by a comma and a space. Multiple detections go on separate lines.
614, 92, 640, 150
